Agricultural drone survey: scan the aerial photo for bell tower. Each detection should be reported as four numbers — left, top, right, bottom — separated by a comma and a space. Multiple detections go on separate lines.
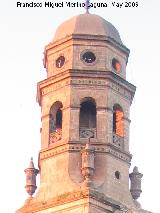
16, 12, 152, 213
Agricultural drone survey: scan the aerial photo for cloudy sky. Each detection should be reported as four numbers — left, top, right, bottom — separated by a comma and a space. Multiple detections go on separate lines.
0, 0, 160, 212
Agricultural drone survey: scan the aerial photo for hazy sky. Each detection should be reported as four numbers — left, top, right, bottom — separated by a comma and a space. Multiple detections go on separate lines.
0, 0, 160, 212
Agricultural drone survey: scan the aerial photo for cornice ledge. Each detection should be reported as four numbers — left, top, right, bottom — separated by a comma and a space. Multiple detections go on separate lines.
69, 70, 136, 92
45, 34, 129, 57
107, 143, 132, 164
16, 188, 123, 213
105, 72, 136, 93
39, 142, 69, 160
89, 188, 121, 209
37, 69, 136, 93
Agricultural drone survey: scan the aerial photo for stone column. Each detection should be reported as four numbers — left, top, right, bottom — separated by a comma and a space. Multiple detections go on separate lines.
81, 141, 95, 187
124, 116, 131, 152
69, 107, 80, 141
96, 107, 107, 142
106, 107, 113, 144
62, 106, 70, 142
41, 113, 50, 149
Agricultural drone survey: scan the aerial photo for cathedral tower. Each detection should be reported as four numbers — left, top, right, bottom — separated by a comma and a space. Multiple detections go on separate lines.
16, 12, 151, 213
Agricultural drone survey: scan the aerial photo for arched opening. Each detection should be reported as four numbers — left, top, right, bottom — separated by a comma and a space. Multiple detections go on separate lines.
79, 98, 96, 138
56, 108, 62, 129
113, 104, 124, 137
49, 101, 63, 144
112, 58, 121, 73
115, 171, 120, 180
113, 104, 124, 148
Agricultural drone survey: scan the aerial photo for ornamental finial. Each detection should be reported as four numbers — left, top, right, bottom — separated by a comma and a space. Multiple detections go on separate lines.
24, 158, 39, 197
129, 166, 143, 200
85, 0, 90, 13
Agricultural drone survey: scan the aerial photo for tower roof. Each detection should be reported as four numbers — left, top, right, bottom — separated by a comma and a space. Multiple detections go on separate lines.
53, 13, 123, 45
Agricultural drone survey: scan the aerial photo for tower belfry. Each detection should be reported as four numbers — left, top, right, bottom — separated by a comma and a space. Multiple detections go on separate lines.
16, 12, 152, 213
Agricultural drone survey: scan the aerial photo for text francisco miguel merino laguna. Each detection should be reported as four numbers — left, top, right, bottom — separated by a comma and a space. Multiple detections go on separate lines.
16, 1, 108, 8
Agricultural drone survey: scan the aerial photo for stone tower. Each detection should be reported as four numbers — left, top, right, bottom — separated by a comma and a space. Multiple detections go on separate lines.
16, 13, 152, 213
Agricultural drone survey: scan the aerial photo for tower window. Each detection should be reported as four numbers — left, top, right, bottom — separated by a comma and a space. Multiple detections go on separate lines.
115, 171, 120, 179
56, 56, 65, 68
112, 58, 121, 73
82, 51, 96, 64
49, 101, 63, 144
113, 104, 124, 137
79, 98, 96, 138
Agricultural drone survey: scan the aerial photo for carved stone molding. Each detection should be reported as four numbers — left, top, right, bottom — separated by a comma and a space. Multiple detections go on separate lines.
39, 142, 131, 165
80, 128, 96, 139
81, 142, 95, 187
49, 129, 62, 144
113, 133, 124, 149
41, 80, 69, 96
107, 81, 133, 102
107, 143, 132, 164
39, 144, 69, 160
71, 79, 106, 86
16, 188, 122, 213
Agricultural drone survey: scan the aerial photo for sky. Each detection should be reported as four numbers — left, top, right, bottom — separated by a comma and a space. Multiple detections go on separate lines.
0, 0, 160, 212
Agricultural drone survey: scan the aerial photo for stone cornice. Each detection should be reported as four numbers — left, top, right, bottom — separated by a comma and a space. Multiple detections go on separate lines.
44, 33, 129, 57
16, 188, 123, 213
39, 143, 69, 161
107, 143, 132, 165
39, 141, 131, 164
37, 69, 136, 105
